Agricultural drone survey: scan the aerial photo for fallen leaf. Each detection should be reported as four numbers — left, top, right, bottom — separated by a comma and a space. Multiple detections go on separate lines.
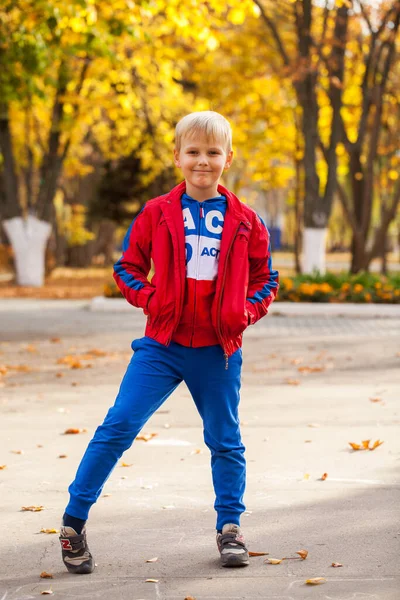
86, 348, 107, 357
349, 442, 361, 450
136, 432, 158, 442
308, 423, 320, 428
296, 549, 308, 560
102, 493, 112, 497
0, 465, 6, 470
369, 397, 382, 403
303, 473, 310, 480
37, 444, 43, 448
56, 373, 64, 378
185, 597, 197, 600
11, 450, 23, 454
249, 551, 269, 557
331, 562, 343, 567
349, 439, 384, 451
145, 557, 158, 562
40, 572, 53, 578
370, 440, 384, 450
24, 344, 37, 353
305, 577, 326, 585
290, 358, 303, 365
21, 506, 45, 512
285, 378, 300, 386
64, 428, 87, 435
121, 462, 133, 467
162, 505, 175, 510
304, 440, 312, 443
320, 473, 328, 481
40, 590, 53, 595
266, 558, 283, 564
40, 529, 59, 534
57, 355, 84, 369
191, 448, 203, 455
58, 454, 67, 459
50, 337, 61, 343
145, 579, 159, 583
298, 366, 325, 374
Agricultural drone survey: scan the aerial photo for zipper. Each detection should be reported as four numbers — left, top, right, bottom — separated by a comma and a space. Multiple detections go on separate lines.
217, 221, 241, 370
190, 202, 204, 346
164, 202, 184, 346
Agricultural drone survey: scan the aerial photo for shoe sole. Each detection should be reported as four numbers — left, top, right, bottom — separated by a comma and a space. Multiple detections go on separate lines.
221, 555, 249, 568
64, 562, 95, 575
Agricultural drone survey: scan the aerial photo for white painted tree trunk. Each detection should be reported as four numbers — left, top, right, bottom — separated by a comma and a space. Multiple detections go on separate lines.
302, 227, 327, 274
3, 216, 51, 287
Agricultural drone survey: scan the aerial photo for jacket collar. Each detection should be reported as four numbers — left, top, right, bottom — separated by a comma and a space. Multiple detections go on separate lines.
161, 181, 247, 223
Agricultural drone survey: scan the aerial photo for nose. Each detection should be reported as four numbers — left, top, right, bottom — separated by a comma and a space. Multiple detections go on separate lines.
198, 154, 208, 165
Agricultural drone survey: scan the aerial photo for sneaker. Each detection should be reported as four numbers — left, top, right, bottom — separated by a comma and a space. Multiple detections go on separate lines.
59, 525, 94, 574
216, 523, 249, 568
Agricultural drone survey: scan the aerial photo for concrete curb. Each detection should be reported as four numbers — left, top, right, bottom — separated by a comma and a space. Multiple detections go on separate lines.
0, 296, 399, 318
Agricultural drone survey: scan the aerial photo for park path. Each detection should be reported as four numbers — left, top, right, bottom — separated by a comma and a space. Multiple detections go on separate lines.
0, 300, 399, 600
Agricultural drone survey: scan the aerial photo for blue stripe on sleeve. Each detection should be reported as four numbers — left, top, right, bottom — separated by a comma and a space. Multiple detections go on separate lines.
113, 208, 146, 291
247, 217, 279, 305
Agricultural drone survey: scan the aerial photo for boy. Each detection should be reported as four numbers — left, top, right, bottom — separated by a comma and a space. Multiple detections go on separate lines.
59, 111, 279, 573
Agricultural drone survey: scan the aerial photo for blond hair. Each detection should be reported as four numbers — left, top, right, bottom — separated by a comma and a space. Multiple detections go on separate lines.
175, 111, 232, 153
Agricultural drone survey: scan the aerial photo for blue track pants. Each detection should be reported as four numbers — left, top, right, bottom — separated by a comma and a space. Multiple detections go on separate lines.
66, 337, 246, 530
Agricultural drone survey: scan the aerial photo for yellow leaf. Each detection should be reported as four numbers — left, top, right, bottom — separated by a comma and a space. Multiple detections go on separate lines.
370, 440, 384, 450
306, 577, 326, 585
303, 473, 310, 480
40, 572, 53, 578
332, 562, 343, 567
349, 442, 361, 450
285, 378, 300, 386
40, 529, 59, 534
362, 439, 371, 449
320, 473, 328, 481
0, 465, 6, 470
121, 462, 133, 467
249, 551, 269, 557
266, 558, 283, 564
388, 170, 399, 181
296, 549, 308, 560
21, 506, 45, 512
64, 428, 86, 435
136, 432, 158, 442
145, 557, 158, 562
145, 578, 159, 583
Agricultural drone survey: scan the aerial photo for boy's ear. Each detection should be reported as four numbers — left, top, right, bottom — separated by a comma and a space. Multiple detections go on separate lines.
224, 150, 233, 170
174, 149, 181, 168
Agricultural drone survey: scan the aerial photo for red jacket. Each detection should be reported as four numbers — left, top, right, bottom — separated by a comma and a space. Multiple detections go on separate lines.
113, 181, 279, 363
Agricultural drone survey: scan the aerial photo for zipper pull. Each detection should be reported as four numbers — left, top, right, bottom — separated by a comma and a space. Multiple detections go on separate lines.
200, 205, 204, 218
224, 353, 229, 370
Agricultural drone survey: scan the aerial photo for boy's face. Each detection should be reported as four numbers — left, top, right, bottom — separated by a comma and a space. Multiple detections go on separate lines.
174, 132, 233, 200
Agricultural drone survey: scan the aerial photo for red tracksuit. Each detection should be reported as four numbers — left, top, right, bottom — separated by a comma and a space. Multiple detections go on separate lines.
113, 181, 279, 363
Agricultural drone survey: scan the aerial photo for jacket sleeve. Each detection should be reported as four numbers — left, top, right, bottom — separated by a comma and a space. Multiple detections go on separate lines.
113, 206, 155, 311
245, 214, 279, 325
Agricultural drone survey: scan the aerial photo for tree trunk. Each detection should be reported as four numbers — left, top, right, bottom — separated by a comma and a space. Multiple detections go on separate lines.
0, 102, 22, 219
303, 227, 328, 273
3, 216, 51, 286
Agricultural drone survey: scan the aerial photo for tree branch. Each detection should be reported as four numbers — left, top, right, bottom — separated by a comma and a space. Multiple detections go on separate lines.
252, 0, 291, 66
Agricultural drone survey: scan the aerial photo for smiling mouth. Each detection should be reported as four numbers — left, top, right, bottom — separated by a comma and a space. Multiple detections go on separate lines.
193, 170, 211, 173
